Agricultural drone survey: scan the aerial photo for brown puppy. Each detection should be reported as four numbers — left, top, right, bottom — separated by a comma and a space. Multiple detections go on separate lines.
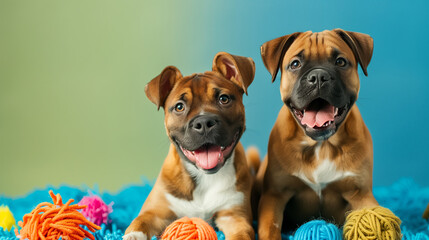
256, 29, 378, 239
124, 52, 256, 240
423, 204, 429, 220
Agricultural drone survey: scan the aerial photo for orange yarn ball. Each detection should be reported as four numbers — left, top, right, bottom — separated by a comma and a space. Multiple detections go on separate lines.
14, 190, 100, 240
161, 217, 218, 240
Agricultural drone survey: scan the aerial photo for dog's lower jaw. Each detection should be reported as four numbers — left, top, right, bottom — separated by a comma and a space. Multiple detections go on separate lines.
175, 137, 240, 174
306, 128, 336, 141
285, 97, 355, 141
182, 150, 236, 177
122, 231, 147, 240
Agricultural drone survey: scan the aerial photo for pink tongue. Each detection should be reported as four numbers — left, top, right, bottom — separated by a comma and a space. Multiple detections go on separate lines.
301, 104, 335, 128
194, 145, 223, 170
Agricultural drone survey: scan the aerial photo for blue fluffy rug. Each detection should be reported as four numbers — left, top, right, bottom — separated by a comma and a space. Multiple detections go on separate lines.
1, 178, 428, 240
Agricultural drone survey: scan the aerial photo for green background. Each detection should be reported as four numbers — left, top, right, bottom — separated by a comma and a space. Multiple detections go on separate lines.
1, 1, 428, 196
0, 1, 213, 196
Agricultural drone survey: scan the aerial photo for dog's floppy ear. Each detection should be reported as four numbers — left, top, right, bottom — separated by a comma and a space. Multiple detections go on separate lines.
334, 29, 373, 76
261, 32, 302, 82
212, 52, 255, 95
145, 66, 182, 110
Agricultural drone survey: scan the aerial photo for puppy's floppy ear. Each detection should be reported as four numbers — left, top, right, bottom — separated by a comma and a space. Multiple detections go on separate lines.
145, 66, 182, 110
212, 52, 255, 95
261, 32, 302, 82
334, 29, 373, 76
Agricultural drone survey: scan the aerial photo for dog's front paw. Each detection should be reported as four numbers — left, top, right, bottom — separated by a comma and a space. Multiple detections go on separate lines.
122, 231, 148, 240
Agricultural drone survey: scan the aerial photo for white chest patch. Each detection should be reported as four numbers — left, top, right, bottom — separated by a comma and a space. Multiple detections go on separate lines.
165, 152, 244, 222
293, 157, 356, 198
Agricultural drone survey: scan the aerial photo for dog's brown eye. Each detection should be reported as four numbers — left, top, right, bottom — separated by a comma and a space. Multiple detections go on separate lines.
335, 57, 347, 67
219, 94, 231, 104
290, 60, 301, 70
174, 103, 185, 112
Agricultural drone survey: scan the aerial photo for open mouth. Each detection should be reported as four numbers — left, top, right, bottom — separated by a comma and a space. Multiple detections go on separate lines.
290, 98, 349, 130
178, 132, 239, 171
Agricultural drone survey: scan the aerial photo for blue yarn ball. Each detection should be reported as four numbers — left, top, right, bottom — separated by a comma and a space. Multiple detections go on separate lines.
293, 220, 342, 240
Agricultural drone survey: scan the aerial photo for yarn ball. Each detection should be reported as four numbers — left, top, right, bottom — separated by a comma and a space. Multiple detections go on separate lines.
161, 217, 217, 240
78, 194, 113, 226
14, 190, 101, 240
0, 205, 16, 231
343, 206, 402, 240
293, 219, 342, 240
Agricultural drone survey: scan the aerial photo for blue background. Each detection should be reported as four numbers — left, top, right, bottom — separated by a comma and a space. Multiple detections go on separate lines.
1, 0, 428, 196
231, 0, 429, 187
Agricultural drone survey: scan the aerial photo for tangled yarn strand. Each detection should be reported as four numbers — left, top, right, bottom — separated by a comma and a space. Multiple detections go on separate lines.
15, 190, 101, 240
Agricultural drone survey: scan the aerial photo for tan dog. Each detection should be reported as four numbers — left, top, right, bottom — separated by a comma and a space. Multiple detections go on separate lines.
124, 52, 256, 240
256, 29, 378, 239
423, 204, 429, 220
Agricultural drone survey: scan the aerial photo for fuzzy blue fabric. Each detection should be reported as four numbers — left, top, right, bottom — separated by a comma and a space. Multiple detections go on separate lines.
1, 178, 428, 240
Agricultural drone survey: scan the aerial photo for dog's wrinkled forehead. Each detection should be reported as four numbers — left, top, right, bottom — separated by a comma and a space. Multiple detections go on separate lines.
164, 72, 243, 111
284, 31, 356, 64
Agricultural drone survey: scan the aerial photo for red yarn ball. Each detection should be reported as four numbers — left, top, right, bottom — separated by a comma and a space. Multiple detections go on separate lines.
161, 217, 217, 240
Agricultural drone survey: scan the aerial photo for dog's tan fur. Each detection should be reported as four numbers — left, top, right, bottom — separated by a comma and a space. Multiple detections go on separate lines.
256, 29, 378, 239
125, 52, 256, 240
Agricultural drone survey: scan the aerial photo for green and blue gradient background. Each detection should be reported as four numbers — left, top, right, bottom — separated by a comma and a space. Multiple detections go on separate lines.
1, 1, 428, 196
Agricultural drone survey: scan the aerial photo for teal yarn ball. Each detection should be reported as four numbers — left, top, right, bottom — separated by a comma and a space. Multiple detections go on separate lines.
293, 220, 342, 240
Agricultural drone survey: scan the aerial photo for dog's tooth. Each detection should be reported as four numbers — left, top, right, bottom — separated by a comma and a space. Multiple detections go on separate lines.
334, 108, 339, 116
221, 146, 225, 150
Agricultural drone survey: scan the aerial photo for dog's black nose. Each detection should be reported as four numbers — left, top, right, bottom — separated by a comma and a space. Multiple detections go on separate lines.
190, 115, 218, 134
307, 69, 331, 85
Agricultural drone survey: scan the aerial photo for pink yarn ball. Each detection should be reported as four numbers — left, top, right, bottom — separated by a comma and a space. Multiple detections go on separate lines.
78, 195, 113, 226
